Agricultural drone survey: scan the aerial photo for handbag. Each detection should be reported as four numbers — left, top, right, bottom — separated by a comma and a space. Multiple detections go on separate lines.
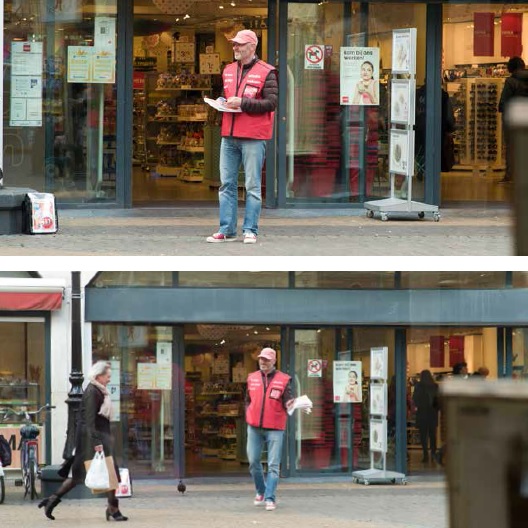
84, 451, 119, 493
115, 468, 132, 498
85, 452, 110, 490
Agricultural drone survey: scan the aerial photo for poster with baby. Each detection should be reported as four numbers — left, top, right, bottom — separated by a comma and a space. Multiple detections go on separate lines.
333, 360, 362, 403
340, 47, 380, 106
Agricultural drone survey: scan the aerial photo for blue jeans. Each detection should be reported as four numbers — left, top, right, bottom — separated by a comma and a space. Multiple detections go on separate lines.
219, 137, 267, 236
247, 425, 284, 503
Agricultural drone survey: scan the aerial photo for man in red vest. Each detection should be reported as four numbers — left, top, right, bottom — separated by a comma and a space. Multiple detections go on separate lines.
206, 29, 278, 245
245, 347, 294, 511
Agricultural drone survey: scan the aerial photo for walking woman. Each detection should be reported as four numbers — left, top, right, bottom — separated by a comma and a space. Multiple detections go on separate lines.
38, 360, 128, 521
412, 369, 439, 463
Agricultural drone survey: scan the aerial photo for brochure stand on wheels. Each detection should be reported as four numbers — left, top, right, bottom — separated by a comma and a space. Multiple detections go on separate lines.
364, 28, 440, 222
352, 347, 407, 486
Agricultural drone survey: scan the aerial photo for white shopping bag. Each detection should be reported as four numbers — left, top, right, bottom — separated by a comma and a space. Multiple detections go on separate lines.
85, 451, 110, 490
115, 468, 132, 498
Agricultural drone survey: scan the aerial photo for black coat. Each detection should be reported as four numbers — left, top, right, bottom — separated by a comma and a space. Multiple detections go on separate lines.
412, 381, 439, 429
62, 383, 119, 484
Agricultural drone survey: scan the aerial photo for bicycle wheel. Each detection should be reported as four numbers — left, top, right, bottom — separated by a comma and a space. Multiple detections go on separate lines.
29, 459, 38, 500
0, 475, 5, 504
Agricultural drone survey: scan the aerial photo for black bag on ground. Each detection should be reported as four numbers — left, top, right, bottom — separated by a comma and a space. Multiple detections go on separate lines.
0, 435, 12, 467
22, 192, 59, 234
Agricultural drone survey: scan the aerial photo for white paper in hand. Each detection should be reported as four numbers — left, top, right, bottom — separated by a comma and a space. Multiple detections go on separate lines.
204, 97, 242, 113
287, 395, 313, 416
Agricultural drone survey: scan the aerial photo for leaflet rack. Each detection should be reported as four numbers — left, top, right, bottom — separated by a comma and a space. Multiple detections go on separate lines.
364, 28, 440, 222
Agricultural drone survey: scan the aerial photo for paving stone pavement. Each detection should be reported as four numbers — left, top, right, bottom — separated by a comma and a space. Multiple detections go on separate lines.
0, 205, 514, 256
0, 476, 448, 528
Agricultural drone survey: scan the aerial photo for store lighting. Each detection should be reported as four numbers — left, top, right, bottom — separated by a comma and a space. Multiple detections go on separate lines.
220, 339, 226, 345
254, 330, 258, 334
266, 327, 270, 331
219, 4, 224, 8
231, 1, 236, 5
183, 14, 190, 19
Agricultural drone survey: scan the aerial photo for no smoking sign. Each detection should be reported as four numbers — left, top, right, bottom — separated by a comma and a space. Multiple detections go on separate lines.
307, 359, 323, 377
304, 45, 324, 70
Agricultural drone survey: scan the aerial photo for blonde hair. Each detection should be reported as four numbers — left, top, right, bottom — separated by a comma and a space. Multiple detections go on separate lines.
88, 360, 111, 382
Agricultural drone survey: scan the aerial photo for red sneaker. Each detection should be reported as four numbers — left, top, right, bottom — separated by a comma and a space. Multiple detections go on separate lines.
253, 494, 265, 506
206, 233, 237, 243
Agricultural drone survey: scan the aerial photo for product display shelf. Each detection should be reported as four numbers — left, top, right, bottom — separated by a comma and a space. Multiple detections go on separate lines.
194, 382, 243, 460
450, 78, 505, 171
147, 74, 211, 180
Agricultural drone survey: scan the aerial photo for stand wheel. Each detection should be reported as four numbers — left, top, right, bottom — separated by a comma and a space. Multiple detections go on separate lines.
364, 480, 370, 486
433, 213, 441, 222
380, 213, 389, 222
366, 210, 374, 218
418, 212, 425, 219
401, 479, 408, 485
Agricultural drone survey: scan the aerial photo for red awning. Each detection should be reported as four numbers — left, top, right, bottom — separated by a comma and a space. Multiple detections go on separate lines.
0, 291, 63, 311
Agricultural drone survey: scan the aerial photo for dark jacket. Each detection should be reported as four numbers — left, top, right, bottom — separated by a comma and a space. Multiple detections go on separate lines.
62, 383, 118, 483
224, 56, 278, 115
498, 71, 528, 113
412, 381, 439, 428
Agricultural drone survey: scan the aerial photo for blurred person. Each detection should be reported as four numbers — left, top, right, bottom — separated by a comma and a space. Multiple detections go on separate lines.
452, 361, 469, 379
245, 347, 294, 511
498, 56, 528, 183
412, 369, 439, 463
38, 361, 127, 521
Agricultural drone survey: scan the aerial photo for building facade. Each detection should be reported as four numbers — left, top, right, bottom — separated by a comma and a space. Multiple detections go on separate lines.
3, 1, 522, 209
2, 271, 527, 480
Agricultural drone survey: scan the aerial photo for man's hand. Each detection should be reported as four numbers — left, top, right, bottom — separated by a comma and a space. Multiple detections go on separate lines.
286, 398, 295, 411
226, 96, 242, 109
94, 444, 103, 452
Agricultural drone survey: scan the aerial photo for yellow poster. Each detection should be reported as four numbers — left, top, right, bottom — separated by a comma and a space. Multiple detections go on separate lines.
67, 46, 91, 82
92, 49, 115, 84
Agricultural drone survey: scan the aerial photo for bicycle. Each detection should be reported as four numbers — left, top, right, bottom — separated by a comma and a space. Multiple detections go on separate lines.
0, 404, 55, 500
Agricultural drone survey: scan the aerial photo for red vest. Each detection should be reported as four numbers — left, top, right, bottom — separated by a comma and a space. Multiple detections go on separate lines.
221, 60, 276, 140
246, 370, 291, 430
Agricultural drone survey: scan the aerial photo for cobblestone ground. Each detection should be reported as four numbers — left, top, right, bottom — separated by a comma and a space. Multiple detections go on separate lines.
0, 205, 514, 256
0, 476, 448, 528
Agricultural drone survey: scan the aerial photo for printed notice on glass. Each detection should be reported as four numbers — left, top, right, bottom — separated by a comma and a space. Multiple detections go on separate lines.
92, 49, 115, 83
340, 47, 380, 106
68, 46, 91, 82
108, 360, 121, 421
333, 360, 362, 403
156, 364, 172, 390
137, 363, 156, 389
199, 53, 220, 74
175, 42, 195, 63
10, 42, 43, 126
11, 42, 43, 76
95, 16, 116, 51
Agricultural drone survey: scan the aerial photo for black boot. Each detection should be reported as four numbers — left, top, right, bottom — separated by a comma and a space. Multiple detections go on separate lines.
106, 508, 128, 521
38, 495, 61, 520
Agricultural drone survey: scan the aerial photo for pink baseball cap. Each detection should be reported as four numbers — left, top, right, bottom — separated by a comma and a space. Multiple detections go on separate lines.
258, 347, 276, 362
229, 29, 258, 46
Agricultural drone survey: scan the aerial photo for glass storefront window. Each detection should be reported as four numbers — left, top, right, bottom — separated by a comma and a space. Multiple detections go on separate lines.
179, 272, 288, 288
512, 328, 528, 379
0, 321, 47, 467
441, 4, 528, 203
4, 2, 117, 203
401, 271, 506, 289
91, 272, 174, 287
512, 272, 528, 288
294, 272, 395, 289
285, 3, 426, 204
293, 327, 395, 473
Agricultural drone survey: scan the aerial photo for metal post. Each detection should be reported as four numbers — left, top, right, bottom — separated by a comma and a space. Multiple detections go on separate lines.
0, 0, 4, 188
506, 95, 528, 255
63, 271, 84, 460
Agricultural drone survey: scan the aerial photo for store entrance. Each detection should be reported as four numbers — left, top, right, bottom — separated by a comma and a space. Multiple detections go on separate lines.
132, 0, 269, 206
183, 323, 280, 476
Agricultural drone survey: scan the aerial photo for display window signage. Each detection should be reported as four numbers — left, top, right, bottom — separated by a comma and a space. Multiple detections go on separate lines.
10, 42, 43, 127
501, 13, 523, 57
340, 47, 379, 106
473, 13, 495, 57
304, 45, 324, 70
